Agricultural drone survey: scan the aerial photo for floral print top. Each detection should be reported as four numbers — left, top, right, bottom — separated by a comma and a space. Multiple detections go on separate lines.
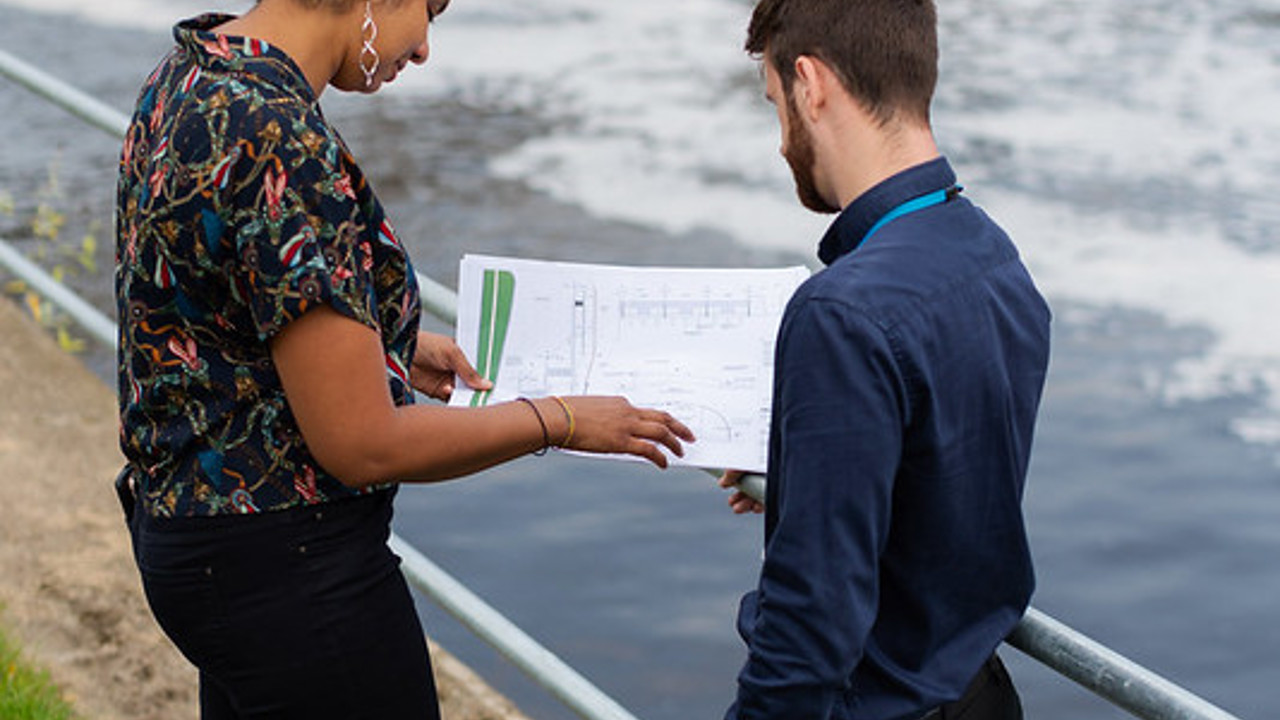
116, 15, 420, 518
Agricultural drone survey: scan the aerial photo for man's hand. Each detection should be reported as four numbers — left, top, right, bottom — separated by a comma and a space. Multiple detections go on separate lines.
410, 331, 492, 402
719, 470, 765, 514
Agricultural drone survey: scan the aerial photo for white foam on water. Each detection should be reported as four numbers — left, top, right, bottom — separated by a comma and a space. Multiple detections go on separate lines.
403, 0, 835, 251
986, 190, 1280, 425
934, 0, 1280, 452
5, 0, 1280, 459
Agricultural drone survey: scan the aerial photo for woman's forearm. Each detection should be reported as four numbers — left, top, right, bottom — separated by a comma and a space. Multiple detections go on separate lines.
272, 305, 572, 488
348, 398, 568, 487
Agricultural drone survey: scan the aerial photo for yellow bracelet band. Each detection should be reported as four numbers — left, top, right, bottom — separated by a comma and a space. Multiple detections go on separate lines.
550, 395, 575, 447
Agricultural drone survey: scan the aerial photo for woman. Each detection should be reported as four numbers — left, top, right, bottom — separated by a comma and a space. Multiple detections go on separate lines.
114, 1, 694, 717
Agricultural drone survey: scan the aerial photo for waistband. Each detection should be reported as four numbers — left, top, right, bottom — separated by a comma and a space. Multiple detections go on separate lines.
916, 654, 1008, 720
119, 464, 396, 536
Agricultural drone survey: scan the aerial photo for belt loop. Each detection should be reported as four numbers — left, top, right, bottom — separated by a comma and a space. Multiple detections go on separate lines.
114, 467, 137, 524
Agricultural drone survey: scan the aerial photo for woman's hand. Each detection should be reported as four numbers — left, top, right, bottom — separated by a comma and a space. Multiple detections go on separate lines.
411, 331, 491, 402
552, 396, 696, 469
718, 470, 765, 514
274, 312, 674, 486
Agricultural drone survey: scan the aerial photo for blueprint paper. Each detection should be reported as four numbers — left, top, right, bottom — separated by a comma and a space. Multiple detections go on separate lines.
449, 254, 809, 473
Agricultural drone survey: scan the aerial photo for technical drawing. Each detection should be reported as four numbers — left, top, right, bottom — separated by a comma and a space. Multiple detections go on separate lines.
453, 255, 808, 472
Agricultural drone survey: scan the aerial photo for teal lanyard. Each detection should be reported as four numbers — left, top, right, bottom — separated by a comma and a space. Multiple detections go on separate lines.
859, 185, 961, 249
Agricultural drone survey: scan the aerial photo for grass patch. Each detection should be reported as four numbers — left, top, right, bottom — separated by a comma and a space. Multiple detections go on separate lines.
0, 625, 78, 720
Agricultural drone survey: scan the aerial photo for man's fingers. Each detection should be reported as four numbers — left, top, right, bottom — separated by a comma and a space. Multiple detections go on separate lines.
727, 491, 764, 514
719, 469, 745, 489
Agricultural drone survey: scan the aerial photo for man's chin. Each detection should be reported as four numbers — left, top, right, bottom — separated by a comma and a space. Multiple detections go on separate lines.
787, 162, 840, 214
796, 187, 840, 214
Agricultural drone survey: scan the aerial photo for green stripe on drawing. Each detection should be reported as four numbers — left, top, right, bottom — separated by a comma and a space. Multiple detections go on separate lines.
471, 269, 515, 407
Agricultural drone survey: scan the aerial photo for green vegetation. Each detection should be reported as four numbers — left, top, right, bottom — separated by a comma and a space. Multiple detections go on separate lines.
0, 624, 79, 720
0, 160, 104, 354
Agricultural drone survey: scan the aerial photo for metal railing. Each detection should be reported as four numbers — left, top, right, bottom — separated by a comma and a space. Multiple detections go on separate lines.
0, 45, 1245, 720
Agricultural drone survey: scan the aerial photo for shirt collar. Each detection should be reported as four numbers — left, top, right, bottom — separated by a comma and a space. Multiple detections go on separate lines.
817, 156, 958, 266
174, 14, 317, 106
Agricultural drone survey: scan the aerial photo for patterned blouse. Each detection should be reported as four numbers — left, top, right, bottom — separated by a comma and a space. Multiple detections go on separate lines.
116, 15, 420, 518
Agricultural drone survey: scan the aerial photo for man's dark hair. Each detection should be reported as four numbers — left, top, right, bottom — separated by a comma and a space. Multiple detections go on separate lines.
746, 0, 938, 127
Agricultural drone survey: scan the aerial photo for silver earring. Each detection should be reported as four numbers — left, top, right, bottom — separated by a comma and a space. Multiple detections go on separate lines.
360, 0, 380, 88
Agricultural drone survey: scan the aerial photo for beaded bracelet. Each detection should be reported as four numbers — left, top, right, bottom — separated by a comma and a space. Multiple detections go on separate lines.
550, 395, 576, 447
515, 397, 550, 456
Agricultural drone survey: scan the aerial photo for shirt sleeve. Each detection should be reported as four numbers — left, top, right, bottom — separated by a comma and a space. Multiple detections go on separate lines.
224, 105, 380, 342
732, 298, 908, 720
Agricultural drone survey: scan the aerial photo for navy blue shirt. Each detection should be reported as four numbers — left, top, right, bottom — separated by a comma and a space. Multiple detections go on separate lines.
729, 158, 1051, 720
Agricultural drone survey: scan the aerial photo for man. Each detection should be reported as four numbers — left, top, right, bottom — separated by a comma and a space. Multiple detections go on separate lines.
720, 1, 1052, 718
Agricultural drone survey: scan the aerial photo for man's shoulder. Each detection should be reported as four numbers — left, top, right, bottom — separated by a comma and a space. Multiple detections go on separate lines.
792, 211, 1042, 336
790, 248, 913, 321
779, 269, 891, 348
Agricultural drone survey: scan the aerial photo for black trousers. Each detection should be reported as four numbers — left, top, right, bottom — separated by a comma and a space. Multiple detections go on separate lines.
124, 486, 440, 720
925, 654, 1023, 720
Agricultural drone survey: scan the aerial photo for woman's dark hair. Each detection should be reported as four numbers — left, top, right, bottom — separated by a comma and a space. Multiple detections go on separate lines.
746, 0, 938, 127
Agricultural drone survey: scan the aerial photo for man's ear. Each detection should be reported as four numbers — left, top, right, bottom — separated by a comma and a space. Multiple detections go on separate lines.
792, 55, 830, 123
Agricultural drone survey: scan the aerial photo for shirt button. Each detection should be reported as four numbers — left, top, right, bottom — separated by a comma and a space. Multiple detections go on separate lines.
298, 545, 308, 555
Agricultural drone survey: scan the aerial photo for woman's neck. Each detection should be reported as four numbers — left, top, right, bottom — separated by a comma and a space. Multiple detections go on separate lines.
214, 2, 354, 98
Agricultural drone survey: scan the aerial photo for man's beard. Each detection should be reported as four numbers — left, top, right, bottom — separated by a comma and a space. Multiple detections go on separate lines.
784, 94, 841, 215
